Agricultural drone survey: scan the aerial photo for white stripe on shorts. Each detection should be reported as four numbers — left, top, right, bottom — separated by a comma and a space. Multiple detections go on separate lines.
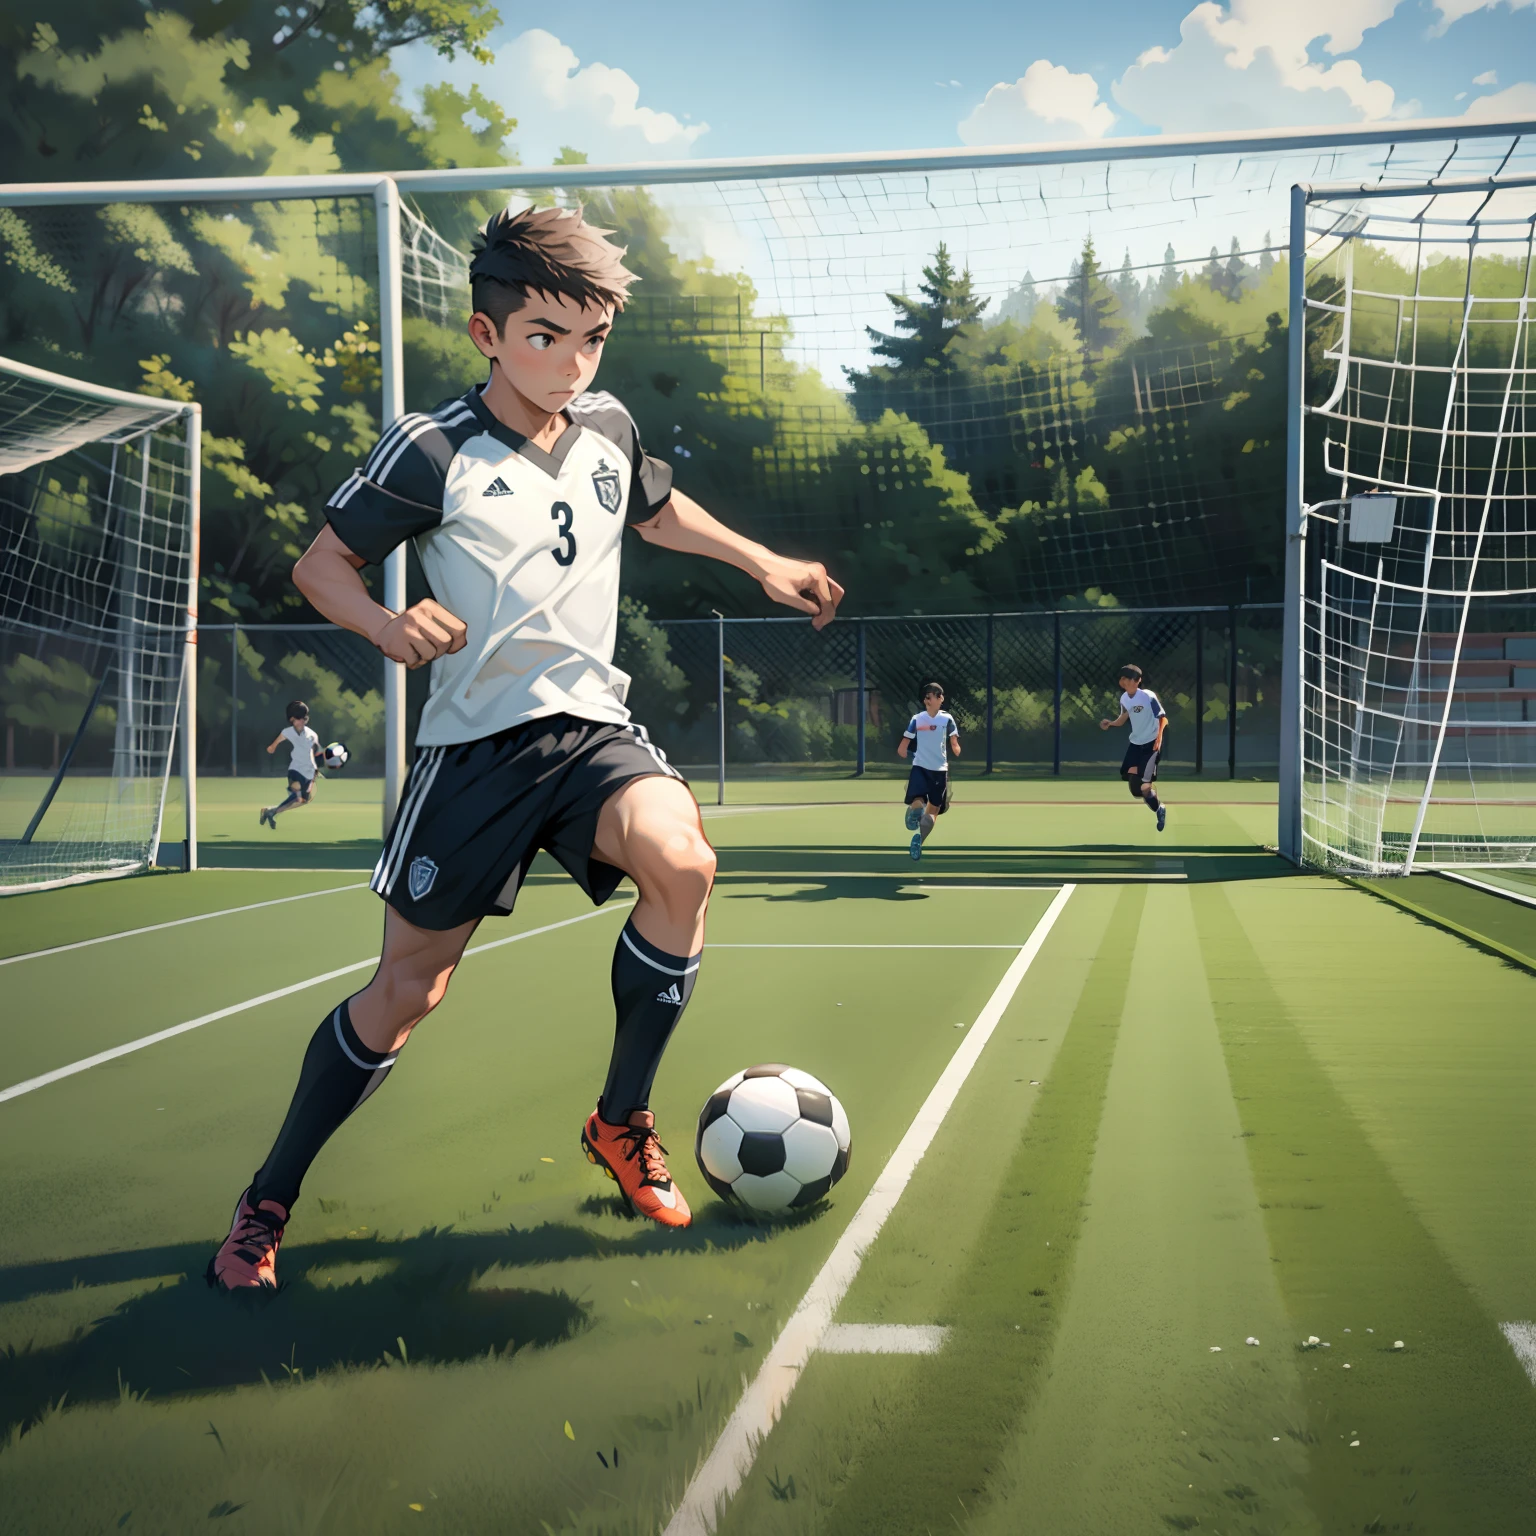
373, 747, 445, 897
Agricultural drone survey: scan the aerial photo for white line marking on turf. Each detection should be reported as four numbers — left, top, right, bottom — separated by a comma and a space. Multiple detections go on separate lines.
0, 883, 368, 968
1441, 871, 1536, 911
821, 1324, 951, 1355
1503, 1322, 1536, 1387
708, 943, 1025, 950
0, 902, 632, 1106
662, 882, 1077, 1536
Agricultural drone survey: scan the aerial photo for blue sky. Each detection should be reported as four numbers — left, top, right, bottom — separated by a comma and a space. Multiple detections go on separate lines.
399, 0, 1536, 165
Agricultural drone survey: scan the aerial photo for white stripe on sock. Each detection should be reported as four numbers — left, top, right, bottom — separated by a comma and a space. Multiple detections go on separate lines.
620, 925, 700, 977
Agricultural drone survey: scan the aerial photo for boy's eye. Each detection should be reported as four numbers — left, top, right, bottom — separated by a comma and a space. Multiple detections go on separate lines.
582, 334, 606, 353
528, 333, 555, 351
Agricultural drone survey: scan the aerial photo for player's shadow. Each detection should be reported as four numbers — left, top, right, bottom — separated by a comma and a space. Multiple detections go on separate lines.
0, 1214, 778, 1437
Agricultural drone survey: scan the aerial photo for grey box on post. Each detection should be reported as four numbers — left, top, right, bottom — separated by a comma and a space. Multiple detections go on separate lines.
1347, 494, 1398, 542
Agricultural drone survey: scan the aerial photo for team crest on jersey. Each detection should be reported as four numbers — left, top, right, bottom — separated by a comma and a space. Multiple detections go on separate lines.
407, 855, 438, 901
591, 459, 623, 514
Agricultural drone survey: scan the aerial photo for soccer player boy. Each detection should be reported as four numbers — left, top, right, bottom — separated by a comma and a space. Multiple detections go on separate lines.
896, 682, 960, 861
1100, 664, 1167, 832
259, 700, 321, 829
208, 206, 843, 1289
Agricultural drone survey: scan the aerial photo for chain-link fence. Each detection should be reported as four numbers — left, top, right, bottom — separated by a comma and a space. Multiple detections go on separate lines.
195, 624, 389, 776
183, 606, 1282, 787
622, 606, 1285, 781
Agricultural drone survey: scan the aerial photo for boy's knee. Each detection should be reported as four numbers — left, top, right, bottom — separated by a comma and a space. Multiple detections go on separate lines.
1126, 775, 1142, 798
376, 964, 454, 1029
645, 827, 716, 912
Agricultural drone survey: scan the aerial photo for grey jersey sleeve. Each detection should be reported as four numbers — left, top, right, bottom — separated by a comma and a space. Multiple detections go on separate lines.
323, 413, 458, 566
570, 391, 674, 524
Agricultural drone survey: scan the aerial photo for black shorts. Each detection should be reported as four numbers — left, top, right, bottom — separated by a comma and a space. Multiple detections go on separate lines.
1121, 741, 1160, 782
371, 714, 684, 930
905, 765, 951, 813
287, 771, 314, 793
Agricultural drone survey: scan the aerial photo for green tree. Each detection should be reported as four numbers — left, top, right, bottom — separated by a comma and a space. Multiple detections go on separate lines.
847, 243, 988, 392
1055, 237, 1126, 367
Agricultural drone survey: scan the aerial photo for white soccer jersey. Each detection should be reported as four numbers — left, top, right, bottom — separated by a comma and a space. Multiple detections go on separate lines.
281, 724, 320, 776
1121, 688, 1165, 746
904, 709, 958, 770
324, 387, 673, 746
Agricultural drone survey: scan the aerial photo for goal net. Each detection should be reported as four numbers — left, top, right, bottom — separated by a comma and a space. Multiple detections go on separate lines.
1297, 176, 1536, 873
0, 357, 198, 893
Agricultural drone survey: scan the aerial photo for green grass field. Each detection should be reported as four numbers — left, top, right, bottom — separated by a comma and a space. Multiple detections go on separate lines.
2, 780, 1534, 1534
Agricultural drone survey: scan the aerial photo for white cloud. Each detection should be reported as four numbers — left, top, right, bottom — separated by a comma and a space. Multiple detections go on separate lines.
398, 28, 707, 167
1112, 1, 1402, 131
1462, 79, 1536, 118
958, 60, 1116, 143
1434, 0, 1536, 31
1472, 69, 1499, 86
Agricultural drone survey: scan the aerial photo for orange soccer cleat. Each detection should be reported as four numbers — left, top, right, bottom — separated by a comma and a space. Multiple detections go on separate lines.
206, 1188, 289, 1292
582, 1108, 693, 1228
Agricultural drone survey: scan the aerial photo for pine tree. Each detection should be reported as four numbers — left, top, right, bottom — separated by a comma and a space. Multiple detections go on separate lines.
1223, 236, 1252, 300
1258, 231, 1275, 277
1113, 249, 1141, 335
1203, 245, 1224, 293
995, 269, 1039, 328
1055, 237, 1126, 365
855, 243, 988, 379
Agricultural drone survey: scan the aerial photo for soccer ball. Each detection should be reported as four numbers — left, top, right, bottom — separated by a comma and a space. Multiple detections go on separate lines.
695, 1065, 851, 1214
321, 741, 349, 770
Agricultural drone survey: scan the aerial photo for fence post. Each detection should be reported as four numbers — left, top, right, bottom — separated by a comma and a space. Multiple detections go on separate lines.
713, 610, 726, 807
985, 613, 995, 774
1052, 611, 1063, 776
230, 626, 238, 777
856, 618, 867, 776
1228, 606, 1239, 780
1194, 612, 1204, 776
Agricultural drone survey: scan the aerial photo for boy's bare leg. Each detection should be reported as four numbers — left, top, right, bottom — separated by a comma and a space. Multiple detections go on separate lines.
351, 907, 480, 1053
581, 775, 716, 1226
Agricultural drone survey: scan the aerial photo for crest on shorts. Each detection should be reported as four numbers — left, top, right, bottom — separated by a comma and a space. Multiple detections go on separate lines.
407, 855, 438, 901
591, 459, 623, 515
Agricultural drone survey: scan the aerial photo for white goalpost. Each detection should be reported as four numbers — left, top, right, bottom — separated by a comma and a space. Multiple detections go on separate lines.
0, 356, 199, 892
2, 115, 1534, 882
1286, 171, 1536, 874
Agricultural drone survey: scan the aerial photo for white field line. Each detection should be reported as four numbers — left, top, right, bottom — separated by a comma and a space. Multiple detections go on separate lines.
1440, 870, 1536, 910
1503, 1322, 1536, 1387
708, 943, 1025, 950
662, 882, 1077, 1536
0, 882, 368, 968
0, 903, 631, 1106
728, 870, 1186, 881
821, 1324, 950, 1355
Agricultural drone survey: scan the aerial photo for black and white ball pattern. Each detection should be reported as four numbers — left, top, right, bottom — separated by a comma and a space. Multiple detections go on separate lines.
695, 1065, 852, 1213
321, 741, 349, 770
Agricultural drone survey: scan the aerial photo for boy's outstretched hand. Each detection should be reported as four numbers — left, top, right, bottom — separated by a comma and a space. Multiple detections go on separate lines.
372, 599, 468, 669
758, 555, 844, 631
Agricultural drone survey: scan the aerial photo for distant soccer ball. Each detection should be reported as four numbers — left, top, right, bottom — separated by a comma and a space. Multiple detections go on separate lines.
695, 1065, 851, 1214
321, 741, 349, 770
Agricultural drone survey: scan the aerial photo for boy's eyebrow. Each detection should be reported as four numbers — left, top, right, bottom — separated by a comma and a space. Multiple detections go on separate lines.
524, 316, 570, 335
583, 319, 612, 337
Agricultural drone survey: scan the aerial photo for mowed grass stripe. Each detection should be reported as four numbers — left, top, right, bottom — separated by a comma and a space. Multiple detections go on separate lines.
753, 886, 1144, 1536
969, 885, 1311, 1536
1194, 882, 1536, 1530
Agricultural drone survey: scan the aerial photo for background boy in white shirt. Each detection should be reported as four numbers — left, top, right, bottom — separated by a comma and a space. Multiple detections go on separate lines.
1100, 664, 1167, 832
261, 700, 322, 829
897, 682, 961, 861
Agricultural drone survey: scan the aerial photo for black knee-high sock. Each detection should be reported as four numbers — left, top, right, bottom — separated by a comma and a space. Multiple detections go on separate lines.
271, 791, 303, 816
1143, 786, 1162, 813
250, 997, 397, 1211
599, 919, 700, 1123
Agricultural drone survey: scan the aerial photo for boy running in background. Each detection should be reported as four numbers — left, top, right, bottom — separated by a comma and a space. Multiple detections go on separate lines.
897, 683, 960, 862
208, 205, 842, 1290
1100, 664, 1167, 832
260, 701, 321, 829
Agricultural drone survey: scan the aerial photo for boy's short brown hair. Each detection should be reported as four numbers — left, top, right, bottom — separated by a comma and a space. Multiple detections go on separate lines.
469, 205, 639, 335
921, 682, 945, 700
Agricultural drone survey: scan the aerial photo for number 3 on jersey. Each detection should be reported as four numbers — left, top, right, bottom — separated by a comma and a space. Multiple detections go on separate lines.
549, 500, 576, 566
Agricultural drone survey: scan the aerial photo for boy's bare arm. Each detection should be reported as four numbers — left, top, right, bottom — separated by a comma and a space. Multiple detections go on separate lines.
1099, 709, 1129, 730
294, 525, 468, 669
897, 737, 910, 758
951, 735, 962, 756
634, 490, 843, 630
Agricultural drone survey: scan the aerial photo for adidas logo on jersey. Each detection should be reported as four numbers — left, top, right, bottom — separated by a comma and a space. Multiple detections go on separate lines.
482, 476, 514, 497
656, 982, 683, 1006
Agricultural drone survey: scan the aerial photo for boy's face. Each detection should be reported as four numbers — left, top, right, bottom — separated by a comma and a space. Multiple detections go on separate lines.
924, 693, 943, 714
289, 715, 308, 729
1119, 676, 1139, 694
469, 289, 615, 415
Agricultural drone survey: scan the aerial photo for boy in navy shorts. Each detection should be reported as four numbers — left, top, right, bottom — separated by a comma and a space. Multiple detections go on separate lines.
260, 700, 321, 828
1100, 664, 1167, 832
208, 205, 843, 1289
897, 682, 961, 862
